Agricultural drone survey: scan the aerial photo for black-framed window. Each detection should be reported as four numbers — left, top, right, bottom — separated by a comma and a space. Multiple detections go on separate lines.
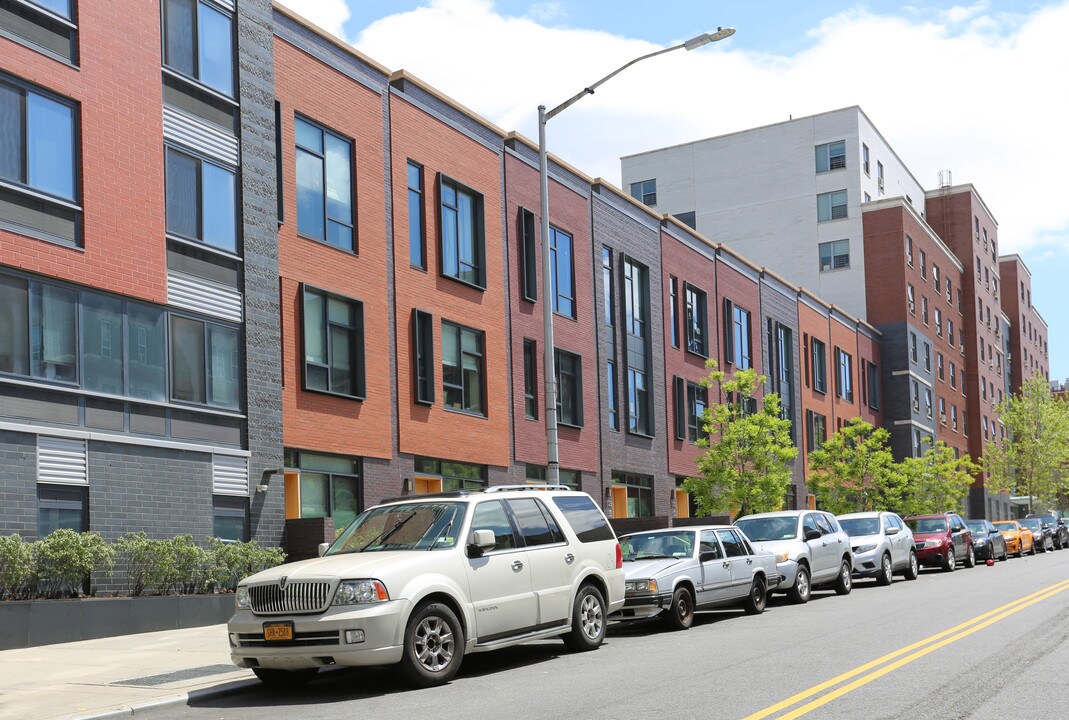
519, 207, 537, 301
768, 320, 794, 438
525, 464, 580, 490
862, 144, 870, 174
606, 360, 618, 431
38, 484, 86, 537
0, 75, 77, 203
601, 247, 614, 326
815, 140, 846, 172
301, 285, 365, 399
668, 275, 679, 348
438, 175, 485, 288
687, 381, 707, 443
0, 0, 78, 62
627, 367, 649, 435
555, 348, 583, 427
723, 299, 752, 369
162, 0, 234, 96
817, 190, 847, 221
165, 145, 236, 253
629, 179, 656, 206
811, 338, 827, 394
412, 309, 434, 404
623, 258, 647, 340
442, 320, 484, 415
295, 116, 354, 252
414, 456, 486, 491
806, 410, 827, 452
212, 495, 247, 542
523, 338, 537, 419
622, 257, 651, 436
906, 235, 914, 266
684, 283, 708, 356
284, 449, 362, 529
612, 472, 653, 517
550, 227, 575, 317
819, 240, 849, 271
866, 360, 880, 410
834, 346, 853, 402
170, 314, 240, 408
408, 160, 425, 268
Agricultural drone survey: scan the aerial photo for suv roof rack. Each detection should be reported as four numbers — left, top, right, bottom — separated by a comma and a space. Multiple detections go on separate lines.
379, 491, 471, 504
484, 484, 574, 493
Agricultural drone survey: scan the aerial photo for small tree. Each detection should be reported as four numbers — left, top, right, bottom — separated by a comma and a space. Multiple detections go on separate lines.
807, 418, 902, 515
898, 439, 980, 516
33, 529, 114, 598
683, 364, 798, 519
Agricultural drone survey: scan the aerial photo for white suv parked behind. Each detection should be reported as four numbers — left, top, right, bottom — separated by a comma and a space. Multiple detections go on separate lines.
228, 486, 624, 688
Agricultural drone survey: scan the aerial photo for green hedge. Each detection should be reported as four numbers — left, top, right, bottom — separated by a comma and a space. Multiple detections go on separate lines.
0, 531, 285, 600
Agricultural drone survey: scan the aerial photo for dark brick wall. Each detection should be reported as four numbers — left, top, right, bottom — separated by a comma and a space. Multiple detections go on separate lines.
0, 430, 37, 539
760, 275, 803, 488
284, 517, 335, 561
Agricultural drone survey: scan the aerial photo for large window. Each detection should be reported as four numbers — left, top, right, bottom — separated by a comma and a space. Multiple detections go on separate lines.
817, 190, 848, 222
408, 161, 425, 268
684, 283, 708, 356
819, 240, 850, 271
414, 456, 486, 491
171, 315, 240, 408
811, 338, 827, 393
834, 347, 853, 402
768, 321, 794, 436
163, 0, 234, 96
550, 227, 574, 317
0, 76, 76, 202
723, 299, 752, 369
439, 176, 485, 288
165, 146, 236, 252
442, 321, 484, 415
555, 348, 583, 427
523, 338, 537, 419
622, 257, 651, 436
285, 450, 362, 529
295, 117, 354, 252
629, 179, 656, 206
612, 472, 653, 517
815, 140, 846, 172
302, 286, 365, 399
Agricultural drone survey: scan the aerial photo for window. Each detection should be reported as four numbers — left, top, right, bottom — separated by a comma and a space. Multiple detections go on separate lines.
923, 342, 931, 373
952, 404, 959, 431
957, 288, 963, 314
811, 338, 827, 393
723, 299, 752, 369
933, 265, 940, 292
408, 161, 425, 268
629, 179, 656, 206
519, 208, 537, 301
163, 0, 234, 95
170, 315, 240, 408
627, 367, 649, 435
877, 161, 884, 191
920, 250, 927, 279
935, 308, 943, 336
862, 143, 870, 174
510, 498, 565, 546
521, 338, 537, 419
550, 227, 574, 317
921, 296, 929, 325
950, 362, 957, 389
937, 352, 944, 380
924, 387, 933, 419
815, 140, 846, 172
302, 286, 365, 399
910, 332, 918, 364
623, 257, 647, 340
819, 240, 849, 271
817, 190, 848, 221
806, 410, 827, 452
212, 496, 247, 542
946, 278, 952, 303
415, 456, 487, 492
439, 176, 485, 288
674, 211, 696, 229
38, 485, 86, 537
948, 319, 954, 345
939, 397, 946, 424
602, 247, 614, 327
768, 321, 794, 435
907, 283, 915, 314
286, 450, 362, 528
669, 276, 679, 348
866, 361, 880, 410
412, 309, 434, 404
686, 382, 707, 442
555, 348, 583, 427
0, 76, 77, 203
912, 380, 920, 412
612, 472, 653, 517
834, 347, 853, 402
606, 360, 618, 431
684, 283, 708, 355
165, 146, 236, 252
442, 321, 484, 415
525, 465, 580, 491
623, 258, 651, 436
906, 236, 913, 266
294, 117, 353, 252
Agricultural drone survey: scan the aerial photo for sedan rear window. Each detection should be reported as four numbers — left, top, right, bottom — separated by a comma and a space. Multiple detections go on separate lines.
552, 495, 615, 543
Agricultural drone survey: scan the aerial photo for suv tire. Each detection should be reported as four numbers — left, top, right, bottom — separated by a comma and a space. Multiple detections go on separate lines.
963, 545, 976, 568
876, 553, 893, 586
787, 565, 811, 604
400, 602, 465, 688
903, 550, 920, 580
563, 584, 606, 652
743, 576, 767, 615
833, 559, 852, 595
943, 549, 956, 572
252, 667, 319, 690
664, 587, 694, 631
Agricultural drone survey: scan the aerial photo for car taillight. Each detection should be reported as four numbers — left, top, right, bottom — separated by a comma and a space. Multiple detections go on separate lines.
615, 543, 623, 569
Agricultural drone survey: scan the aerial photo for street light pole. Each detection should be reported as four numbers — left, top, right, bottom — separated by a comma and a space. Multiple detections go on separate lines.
537, 27, 734, 486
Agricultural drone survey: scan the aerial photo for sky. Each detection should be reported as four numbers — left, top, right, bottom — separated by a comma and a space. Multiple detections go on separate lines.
277, 0, 1069, 384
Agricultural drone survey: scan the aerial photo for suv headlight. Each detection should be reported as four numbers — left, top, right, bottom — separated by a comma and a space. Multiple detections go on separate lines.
855, 544, 876, 554
774, 551, 790, 563
625, 579, 659, 593
333, 579, 390, 605
235, 586, 250, 609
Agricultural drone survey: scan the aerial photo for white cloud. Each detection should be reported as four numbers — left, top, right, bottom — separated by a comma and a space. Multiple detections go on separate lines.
277, 0, 351, 39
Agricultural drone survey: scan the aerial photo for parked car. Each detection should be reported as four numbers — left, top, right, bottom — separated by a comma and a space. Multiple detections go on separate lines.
837, 511, 919, 584
734, 511, 853, 604
1020, 517, 1054, 552
227, 486, 625, 688
1026, 513, 1068, 550
612, 525, 782, 630
965, 519, 1008, 562
992, 520, 1034, 557
904, 512, 975, 571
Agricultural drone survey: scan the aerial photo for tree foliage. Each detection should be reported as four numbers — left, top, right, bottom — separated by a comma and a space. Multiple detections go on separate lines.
683, 364, 798, 519
897, 439, 980, 516
807, 418, 902, 515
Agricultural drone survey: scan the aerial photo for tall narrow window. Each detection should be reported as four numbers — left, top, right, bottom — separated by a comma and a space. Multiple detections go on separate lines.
302, 286, 365, 399
601, 247, 614, 327
163, 0, 234, 96
684, 283, 708, 356
295, 117, 354, 252
442, 321, 484, 415
165, 146, 236, 252
905, 235, 913, 266
523, 338, 537, 419
817, 190, 848, 221
412, 309, 434, 404
439, 176, 485, 288
407, 161, 425, 268
31, 283, 77, 383
669, 276, 679, 348
834, 347, 853, 402
811, 338, 827, 393
555, 349, 583, 427
519, 208, 537, 301
171, 315, 240, 408
862, 144, 870, 174
866, 361, 880, 410
550, 227, 574, 317
769, 321, 794, 438
622, 257, 651, 436
723, 299, 752, 369
606, 360, 618, 431
687, 382, 707, 443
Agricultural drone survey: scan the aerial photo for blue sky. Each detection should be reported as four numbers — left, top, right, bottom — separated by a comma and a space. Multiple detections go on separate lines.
281, 0, 1069, 384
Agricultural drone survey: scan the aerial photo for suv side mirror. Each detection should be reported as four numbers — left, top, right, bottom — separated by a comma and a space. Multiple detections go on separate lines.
886, 526, 900, 536
318, 542, 330, 557
467, 529, 496, 557
1042, 523, 1050, 529
804, 529, 822, 542
989, 528, 999, 535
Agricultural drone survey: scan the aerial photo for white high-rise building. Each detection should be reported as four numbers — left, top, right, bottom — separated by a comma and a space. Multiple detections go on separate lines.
620, 106, 925, 319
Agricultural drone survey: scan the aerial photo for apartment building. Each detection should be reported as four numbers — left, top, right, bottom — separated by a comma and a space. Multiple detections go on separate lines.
998, 253, 1049, 392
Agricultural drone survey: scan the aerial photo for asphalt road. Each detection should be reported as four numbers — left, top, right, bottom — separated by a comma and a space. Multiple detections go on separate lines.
149, 548, 1069, 720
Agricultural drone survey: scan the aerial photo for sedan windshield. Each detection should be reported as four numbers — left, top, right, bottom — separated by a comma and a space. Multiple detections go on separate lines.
839, 518, 880, 537
992, 522, 1017, 532
966, 522, 988, 535
329, 502, 466, 553
735, 517, 798, 542
621, 531, 695, 560
906, 517, 947, 534
1020, 519, 1042, 532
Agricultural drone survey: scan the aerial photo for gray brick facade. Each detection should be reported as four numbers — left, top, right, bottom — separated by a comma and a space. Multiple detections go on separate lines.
760, 274, 804, 489
0, 430, 37, 539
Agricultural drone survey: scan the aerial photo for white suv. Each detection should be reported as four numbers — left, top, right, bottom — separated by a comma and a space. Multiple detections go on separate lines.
228, 486, 624, 688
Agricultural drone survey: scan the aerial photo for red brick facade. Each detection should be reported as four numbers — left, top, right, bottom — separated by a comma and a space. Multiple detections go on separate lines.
999, 255, 1049, 393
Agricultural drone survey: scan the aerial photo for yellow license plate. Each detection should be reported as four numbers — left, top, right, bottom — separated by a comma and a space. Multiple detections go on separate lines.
263, 623, 294, 642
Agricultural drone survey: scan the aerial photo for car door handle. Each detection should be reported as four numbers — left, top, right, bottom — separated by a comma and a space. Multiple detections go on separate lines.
822, 542, 828, 547
512, 560, 524, 571
722, 562, 730, 568
837, 538, 843, 544
564, 553, 575, 564
746, 558, 753, 565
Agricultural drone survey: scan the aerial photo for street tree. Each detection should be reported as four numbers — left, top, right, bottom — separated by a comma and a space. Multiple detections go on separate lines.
683, 364, 798, 519
898, 439, 980, 516
807, 418, 902, 515
985, 375, 1069, 513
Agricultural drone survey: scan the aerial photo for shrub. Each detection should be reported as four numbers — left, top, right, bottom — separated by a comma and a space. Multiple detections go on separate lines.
34, 529, 114, 599
0, 534, 35, 600
205, 538, 286, 592
168, 535, 208, 595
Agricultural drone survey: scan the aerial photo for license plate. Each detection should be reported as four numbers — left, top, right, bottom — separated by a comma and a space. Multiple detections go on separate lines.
263, 622, 294, 642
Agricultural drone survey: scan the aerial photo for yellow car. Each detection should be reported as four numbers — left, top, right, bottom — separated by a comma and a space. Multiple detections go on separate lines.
992, 520, 1034, 557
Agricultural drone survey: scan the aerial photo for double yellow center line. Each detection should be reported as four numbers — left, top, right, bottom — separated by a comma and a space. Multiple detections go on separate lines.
743, 577, 1069, 720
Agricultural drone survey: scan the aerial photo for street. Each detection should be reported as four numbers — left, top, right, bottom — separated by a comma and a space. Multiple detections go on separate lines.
142, 548, 1069, 720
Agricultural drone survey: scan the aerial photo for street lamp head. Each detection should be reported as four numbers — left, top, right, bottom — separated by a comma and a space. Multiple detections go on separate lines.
684, 26, 736, 51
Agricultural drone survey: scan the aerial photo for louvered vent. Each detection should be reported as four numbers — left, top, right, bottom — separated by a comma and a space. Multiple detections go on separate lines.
37, 436, 87, 485
163, 106, 239, 166
168, 271, 243, 323
213, 455, 249, 496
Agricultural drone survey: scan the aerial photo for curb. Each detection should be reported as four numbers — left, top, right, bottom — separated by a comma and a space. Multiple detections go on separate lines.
76, 678, 260, 720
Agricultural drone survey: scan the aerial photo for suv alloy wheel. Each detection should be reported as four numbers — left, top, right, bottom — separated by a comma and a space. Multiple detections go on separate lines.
563, 585, 606, 651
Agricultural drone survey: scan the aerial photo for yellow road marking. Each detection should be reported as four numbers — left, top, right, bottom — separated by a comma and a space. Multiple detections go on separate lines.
743, 577, 1069, 720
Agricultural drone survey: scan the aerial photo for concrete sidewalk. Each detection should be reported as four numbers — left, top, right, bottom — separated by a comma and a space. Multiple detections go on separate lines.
0, 624, 257, 720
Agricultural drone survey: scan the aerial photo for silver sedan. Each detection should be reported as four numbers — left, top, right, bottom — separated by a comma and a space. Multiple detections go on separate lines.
610, 525, 782, 631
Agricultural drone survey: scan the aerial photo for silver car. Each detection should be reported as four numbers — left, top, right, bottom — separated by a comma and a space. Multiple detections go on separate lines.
734, 511, 853, 604
610, 525, 782, 631
837, 511, 919, 585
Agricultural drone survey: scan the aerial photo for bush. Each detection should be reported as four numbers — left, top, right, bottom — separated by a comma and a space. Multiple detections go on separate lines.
0, 534, 35, 600
34, 529, 114, 599
205, 538, 286, 592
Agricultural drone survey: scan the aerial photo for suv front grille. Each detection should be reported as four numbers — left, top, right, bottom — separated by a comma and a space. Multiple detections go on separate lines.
236, 630, 341, 648
250, 581, 332, 614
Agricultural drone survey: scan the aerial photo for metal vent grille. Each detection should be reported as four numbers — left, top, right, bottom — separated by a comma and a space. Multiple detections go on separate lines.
212, 456, 248, 496
37, 436, 87, 485
163, 105, 239, 166
250, 582, 332, 615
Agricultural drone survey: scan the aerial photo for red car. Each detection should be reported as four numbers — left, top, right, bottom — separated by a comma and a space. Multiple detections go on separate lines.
904, 513, 975, 572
